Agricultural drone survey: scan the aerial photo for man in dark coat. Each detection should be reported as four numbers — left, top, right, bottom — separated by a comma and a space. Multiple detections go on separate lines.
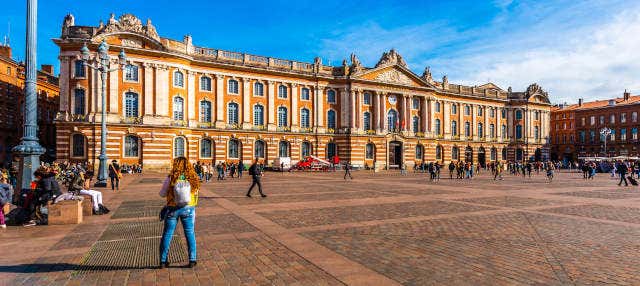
246, 159, 266, 198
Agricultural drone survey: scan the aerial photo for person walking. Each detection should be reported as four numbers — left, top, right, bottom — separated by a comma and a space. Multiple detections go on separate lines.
343, 161, 353, 180
159, 157, 200, 269
448, 162, 455, 179
617, 161, 629, 186
247, 159, 267, 198
237, 161, 244, 178
0, 175, 14, 229
108, 160, 121, 191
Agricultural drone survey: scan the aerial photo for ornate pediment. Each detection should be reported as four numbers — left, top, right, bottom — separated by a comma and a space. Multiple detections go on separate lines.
97, 13, 160, 42
525, 83, 550, 103
375, 49, 408, 68
358, 66, 426, 87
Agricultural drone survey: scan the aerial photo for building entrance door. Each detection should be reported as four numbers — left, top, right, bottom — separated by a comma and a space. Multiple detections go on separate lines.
478, 147, 486, 167
465, 146, 473, 163
389, 141, 403, 168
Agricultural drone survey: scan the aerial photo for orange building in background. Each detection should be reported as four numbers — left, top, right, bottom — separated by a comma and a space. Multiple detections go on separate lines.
54, 14, 552, 170
0, 44, 59, 165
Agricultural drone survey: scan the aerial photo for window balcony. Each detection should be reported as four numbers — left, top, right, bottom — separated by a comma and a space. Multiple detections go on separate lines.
171, 120, 186, 127
252, 125, 266, 131
198, 122, 213, 128
70, 114, 89, 122
121, 116, 143, 124
226, 123, 241, 130
298, 127, 313, 133
326, 128, 336, 134
365, 129, 377, 135
415, 132, 425, 137
276, 126, 291, 132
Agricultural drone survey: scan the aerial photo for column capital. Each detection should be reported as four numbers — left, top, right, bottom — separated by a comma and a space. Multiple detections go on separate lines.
241, 77, 251, 82
214, 73, 224, 80
291, 82, 298, 87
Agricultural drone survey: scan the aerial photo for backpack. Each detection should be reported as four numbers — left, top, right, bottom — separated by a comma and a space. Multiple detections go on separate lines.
173, 174, 191, 207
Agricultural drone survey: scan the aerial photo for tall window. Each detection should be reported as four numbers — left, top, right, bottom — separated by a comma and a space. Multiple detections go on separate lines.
415, 145, 424, 160
327, 143, 337, 159
632, 128, 638, 140
200, 76, 212, 91
228, 103, 239, 125
124, 64, 138, 81
478, 106, 483, 116
464, 122, 470, 137
501, 125, 507, 139
72, 134, 85, 157
489, 124, 495, 138
436, 145, 442, 160
300, 108, 310, 128
327, 90, 336, 103
301, 88, 310, 100
124, 135, 139, 157
327, 110, 336, 129
502, 148, 507, 160
435, 119, 441, 135
200, 138, 212, 158
633, 112, 638, 122
363, 92, 371, 105
621, 113, 627, 123
173, 97, 184, 120
279, 141, 290, 157
278, 85, 288, 98
124, 92, 139, 118
228, 79, 239, 94
301, 142, 312, 157
435, 102, 441, 112
490, 108, 495, 117
253, 105, 264, 126
412, 98, 420, 109
609, 114, 615, 124
174, 137, 185, 157
501, 108, 506, 118
534, 126, 539, 139
412, 116, 419, 133
363, 112, 371, 130
74, 88, 85, 115
491, 148, 497, 161
599, 115, 604, 125
254, 82, 264, 96
464, 105, 470, 115
387, 109, 398, 130
590, 130, 596, 143
200, 100, 212, 123
451, 104, 457, 114
452, 146, 459, 160
74, 60, 85, 77
228, 139, 240, 158
515, 125, 523, 139
515, 110, 523, 120
579, 131, 586, 143
173, 71, 184, 87
278, 107, 288, 127
366, 143, 375, 159
621, 128, 627, 141
478, 123, 483, 138
254, 140, 265, 158
451, 121, 458, 136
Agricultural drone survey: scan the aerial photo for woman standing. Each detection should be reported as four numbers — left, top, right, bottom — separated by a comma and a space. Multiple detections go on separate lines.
159, 157, 199, 268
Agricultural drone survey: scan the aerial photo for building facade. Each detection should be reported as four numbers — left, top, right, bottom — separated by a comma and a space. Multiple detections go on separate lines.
54, 14, 552, 170
551, 91, 640, 162
0, 44, 60, 165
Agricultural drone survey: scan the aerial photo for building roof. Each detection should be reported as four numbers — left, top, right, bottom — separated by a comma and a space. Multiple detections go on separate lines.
552, 95, 640, 112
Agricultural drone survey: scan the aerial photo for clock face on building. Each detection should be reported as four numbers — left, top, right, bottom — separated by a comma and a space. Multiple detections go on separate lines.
388, 95, 397, 105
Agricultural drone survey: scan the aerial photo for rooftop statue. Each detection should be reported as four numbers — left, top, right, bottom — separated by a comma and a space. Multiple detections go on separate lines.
375, 49, 408, 68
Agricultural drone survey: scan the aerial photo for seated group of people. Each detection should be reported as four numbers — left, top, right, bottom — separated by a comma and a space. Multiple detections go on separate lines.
66, 170, 110, 215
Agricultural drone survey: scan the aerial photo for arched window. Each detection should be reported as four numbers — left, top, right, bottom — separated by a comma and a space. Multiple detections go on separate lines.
228, 102, 239, 124
253, 105, 264, 126
278, 85, 288, 98
451, 121, 457, 136
451, 104, 457, 114
363, 112, 371, 130
301, 141, 312, 157
173, 71, 184, 87
489, 124, 495, 138
516, 124, 523, 139
74, 60, 85, 77
228, 79, 239, 94
327, 110, 336, 129
515, 110, 523, 120
464, 122, 471, 137
412, 116, 420, 133
279, 141, 290, 157
464, 105, 470, 115
415, 144, 424, 160
327, 89, 336, 103
72, 134, 85, 157
173, 97, 184, 120
124, 64, 138, 81
452, 146, 459, 160
363, 92, 371, 105
478, 123, 484, 138
327, 142, 337, 159
502, 147, 507, 160
174, 137, 186, 158
200, 100, 212, 123
435, 145, 443, 160
300, 108, 310, 128
73, 88, 85, 115
387, 109, 398, 131
124, 92, 139, 118
278, 106, 288, 127
491, 147, 497, 161
435, 101, 441, 112
516, 148, 524, 161
228, 139, 240, 159
490, 108, 495, 117
435, 119, 441, 135
301, 88, 310, 100
200, 138, 212, 158
254, 82, 264, 96
200, 76, 212, 91
366, 143, 375, 159
124, 135, 139, 157
254, 140, 265, 158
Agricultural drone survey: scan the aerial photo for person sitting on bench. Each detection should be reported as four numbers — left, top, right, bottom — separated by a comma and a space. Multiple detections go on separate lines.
69, 171, 110, 215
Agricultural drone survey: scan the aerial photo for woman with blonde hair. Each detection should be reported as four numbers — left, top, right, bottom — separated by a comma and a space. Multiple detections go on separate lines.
159, 157, 200, 268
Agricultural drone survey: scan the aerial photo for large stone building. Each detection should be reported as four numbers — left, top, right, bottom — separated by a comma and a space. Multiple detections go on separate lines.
0, 44, 59, 165
54, 14, 551, 170
551, 91, 640, 162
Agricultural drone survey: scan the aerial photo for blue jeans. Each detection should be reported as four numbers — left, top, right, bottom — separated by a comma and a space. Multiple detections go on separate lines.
160, 206, 196, 263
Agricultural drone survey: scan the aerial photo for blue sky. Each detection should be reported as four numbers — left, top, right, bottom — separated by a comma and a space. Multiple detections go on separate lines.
2, 0, 639, 103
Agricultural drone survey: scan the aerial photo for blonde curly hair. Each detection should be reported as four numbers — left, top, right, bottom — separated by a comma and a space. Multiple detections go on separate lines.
169, 157, 200, 192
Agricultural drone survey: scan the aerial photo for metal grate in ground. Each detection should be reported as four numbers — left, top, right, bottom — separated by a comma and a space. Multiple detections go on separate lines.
138, 178, 165, 184
110, 200, 165, 219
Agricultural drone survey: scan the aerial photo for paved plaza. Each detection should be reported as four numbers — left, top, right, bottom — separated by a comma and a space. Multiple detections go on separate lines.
2, 170, 640, 285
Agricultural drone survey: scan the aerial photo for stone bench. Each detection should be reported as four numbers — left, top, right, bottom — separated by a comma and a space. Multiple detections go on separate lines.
48, 200, 83, 225
80, 195, 93, 216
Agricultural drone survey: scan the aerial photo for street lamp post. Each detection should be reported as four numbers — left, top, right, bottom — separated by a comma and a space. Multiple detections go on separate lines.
600, 127, 612, 158
80, 40, 128, 187
13, 0, 45, 192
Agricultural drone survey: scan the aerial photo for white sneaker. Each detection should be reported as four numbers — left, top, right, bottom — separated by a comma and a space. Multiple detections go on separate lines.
0, 224, 6, 229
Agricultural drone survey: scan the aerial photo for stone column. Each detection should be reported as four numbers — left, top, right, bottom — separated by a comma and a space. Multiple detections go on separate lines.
340, 88, 349, 128
108, 61, 119, 115
315, 86, 325, 132
508, 108, 514, 138
155, 65, 169, 117
357, 90, 363, 131
374, 91, 381, 132
291, 83, 299, 131
496, 107, 502, 142
214, 74, 225, 128
267, 80, 276, 131
380, 92, 387, 132
187, 71, 196, 125
242, 78, 251, 129
443, 101, 450, 139
483, 106, 488, 140
143, 63, 154, 116
58, 56, 69, 113
458, 102, 463, 139
350, 89, 357, 130
421, 97, 427, 135
472, 104, 477, 140
430, 99, 436, 135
